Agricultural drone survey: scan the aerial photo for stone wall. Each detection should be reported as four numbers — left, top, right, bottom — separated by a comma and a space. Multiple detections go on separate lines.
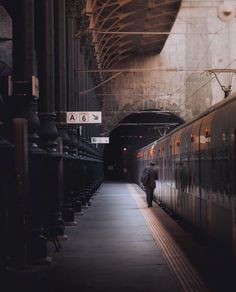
102, 0, 236, 133
0, 5, 12, 74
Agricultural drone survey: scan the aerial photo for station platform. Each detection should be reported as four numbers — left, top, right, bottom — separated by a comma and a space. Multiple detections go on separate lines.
5, 182, 236, 292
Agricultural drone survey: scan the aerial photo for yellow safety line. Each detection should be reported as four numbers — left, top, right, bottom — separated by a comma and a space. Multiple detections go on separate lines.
127, 184, 209, 292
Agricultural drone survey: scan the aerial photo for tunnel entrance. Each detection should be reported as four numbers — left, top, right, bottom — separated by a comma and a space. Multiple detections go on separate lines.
103, 110, 184, 181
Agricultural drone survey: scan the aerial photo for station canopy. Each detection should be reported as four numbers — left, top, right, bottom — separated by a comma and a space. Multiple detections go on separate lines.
84, 0, 182, 69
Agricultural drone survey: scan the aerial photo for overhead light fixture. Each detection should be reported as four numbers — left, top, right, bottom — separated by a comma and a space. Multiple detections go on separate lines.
218, 2, 236, 22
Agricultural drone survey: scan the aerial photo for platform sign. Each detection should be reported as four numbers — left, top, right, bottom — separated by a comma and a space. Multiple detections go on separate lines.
91, 137, 109, 144
66, 111, 102, 124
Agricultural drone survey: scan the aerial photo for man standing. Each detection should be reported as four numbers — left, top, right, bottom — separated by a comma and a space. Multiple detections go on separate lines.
141, 162, 156, 207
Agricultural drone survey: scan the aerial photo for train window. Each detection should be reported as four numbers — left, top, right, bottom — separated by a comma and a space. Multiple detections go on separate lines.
149, 145, 155, 158
222, 129, 229, 144
205, 128, 210, 138
191, 133, 194, 142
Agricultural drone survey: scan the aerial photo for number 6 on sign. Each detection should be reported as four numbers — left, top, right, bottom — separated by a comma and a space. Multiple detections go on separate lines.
79, 113, 89, 123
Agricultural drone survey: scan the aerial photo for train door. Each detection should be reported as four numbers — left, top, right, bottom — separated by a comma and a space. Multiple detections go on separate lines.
190, 119, 202, 227
173, 131, 182, 215
158, 141, 165, 203
170, 134, 176, 212
232, 129, 236, 258
199, 113, 214, 236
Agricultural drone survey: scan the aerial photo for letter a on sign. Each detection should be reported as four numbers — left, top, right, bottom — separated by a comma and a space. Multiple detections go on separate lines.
70, 115, 76, 121
67, 113, 78, 123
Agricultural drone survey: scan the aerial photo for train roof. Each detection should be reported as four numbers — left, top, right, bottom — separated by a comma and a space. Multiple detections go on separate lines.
137, 92, 236, 151
158, 92, 236, 142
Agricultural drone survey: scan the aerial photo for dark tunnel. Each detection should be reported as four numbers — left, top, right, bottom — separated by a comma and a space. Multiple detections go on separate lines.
103, 110, 184, 181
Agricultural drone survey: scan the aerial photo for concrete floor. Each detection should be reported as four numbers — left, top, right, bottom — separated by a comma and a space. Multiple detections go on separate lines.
44, 183, 181, 292
4, 182, 236, 292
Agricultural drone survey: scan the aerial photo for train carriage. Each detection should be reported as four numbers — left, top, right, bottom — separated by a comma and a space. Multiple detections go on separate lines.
134, 92, 236, 258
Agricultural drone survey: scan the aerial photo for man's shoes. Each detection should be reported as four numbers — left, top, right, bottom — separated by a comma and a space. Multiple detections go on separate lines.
148, 205, 153, 208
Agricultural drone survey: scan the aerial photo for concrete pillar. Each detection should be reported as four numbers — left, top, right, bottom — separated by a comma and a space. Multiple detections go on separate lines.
60, 0, 79, 224
54, 0, 70, 155
0, 2, 14, 272
35, 0, 65, 247
11, 0, 39, 149
0, 137, 14, 271
36, 0, 57, 151
66, 0, 77, 155
0, 77, 14, 269
8, 0, 50, 267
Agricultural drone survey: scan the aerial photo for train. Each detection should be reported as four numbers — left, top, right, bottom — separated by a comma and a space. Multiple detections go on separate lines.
133, 92, 236, 258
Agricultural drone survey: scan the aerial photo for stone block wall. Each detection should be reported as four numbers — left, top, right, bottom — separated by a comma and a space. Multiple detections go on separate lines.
102, 0, 236, 133
0, 5, 12, 74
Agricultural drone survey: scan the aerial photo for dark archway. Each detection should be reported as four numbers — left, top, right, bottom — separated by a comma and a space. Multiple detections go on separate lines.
103, 110, 184, 181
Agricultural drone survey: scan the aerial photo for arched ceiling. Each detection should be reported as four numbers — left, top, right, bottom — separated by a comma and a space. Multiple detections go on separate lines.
84, 0, 182, 70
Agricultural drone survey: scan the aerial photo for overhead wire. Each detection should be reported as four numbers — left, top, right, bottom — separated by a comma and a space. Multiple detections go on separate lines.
170, 27, 225, 98
178, 59, 236, 108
